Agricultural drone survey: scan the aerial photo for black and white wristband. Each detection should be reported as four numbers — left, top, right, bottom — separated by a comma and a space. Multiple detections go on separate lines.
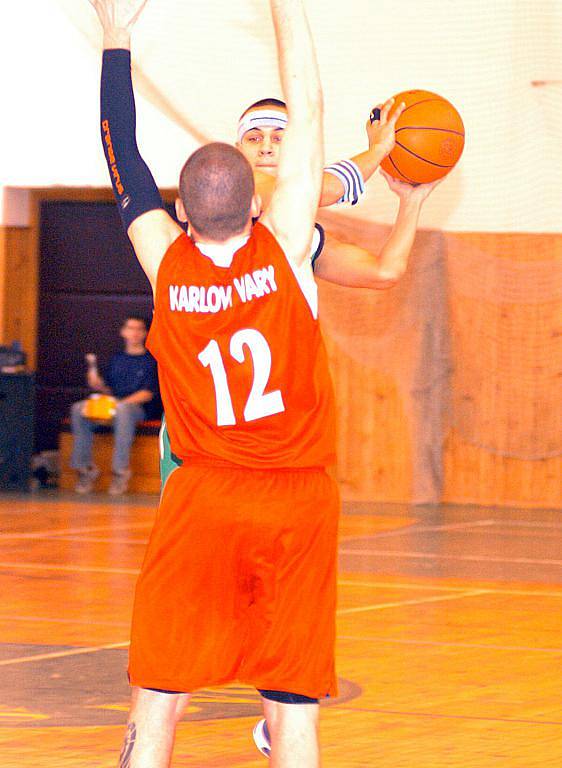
324, 159, 365, 206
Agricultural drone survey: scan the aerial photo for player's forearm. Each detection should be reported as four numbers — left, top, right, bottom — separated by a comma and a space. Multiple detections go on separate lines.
119, 389, 154, 406
87, 370, 110, 392
376, 197, 423, 283
270, 0, 323, 125
350, 145, 388, 185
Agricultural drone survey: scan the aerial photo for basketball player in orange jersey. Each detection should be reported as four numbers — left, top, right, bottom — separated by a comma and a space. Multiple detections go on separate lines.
158, 96, 441, 517
157, 99, 441, 560
91, 0, 352, 765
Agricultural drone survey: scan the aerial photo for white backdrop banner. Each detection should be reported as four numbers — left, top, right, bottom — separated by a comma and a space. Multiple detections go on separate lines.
1, 0, 562, 232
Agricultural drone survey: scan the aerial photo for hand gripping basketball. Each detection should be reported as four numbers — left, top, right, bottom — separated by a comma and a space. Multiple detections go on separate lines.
379, 90, 465, 184
366, 97, 406, 159
380, 168, 443, 200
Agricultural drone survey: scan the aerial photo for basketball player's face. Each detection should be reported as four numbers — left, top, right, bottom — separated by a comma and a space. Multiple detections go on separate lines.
238, 126, 285, 175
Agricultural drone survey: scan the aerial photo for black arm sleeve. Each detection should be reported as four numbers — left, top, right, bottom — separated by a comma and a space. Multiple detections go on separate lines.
100, 49, 164, 231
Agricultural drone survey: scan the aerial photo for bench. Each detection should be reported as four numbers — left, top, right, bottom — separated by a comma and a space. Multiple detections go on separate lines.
58, 418, 162, 494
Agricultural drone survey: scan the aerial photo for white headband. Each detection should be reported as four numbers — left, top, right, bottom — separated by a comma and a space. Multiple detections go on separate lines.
237, 109, 288, 142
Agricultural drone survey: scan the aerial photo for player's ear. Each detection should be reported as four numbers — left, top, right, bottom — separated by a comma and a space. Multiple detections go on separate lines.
175, 197, 188, 223
250, 193, 263, 219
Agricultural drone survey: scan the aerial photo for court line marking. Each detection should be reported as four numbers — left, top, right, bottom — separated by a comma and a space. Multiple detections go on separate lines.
339, 578, 476, 591
0, 521, 153, 541
0, 562, 139, 575
0, 593, 558, 664
2, 582, 561, 627
340, 519, 495, 542
1, 560, 562, 600
337, 634, 562, 654
2, 535, 150, 545
3, 516, 557, 546
1, 517, 560, 543
337, 579, 562, 598
0, 614, 129, 627
339, 520, 562, 547
339, 548, 562, 567
486, 519, 562, 530
0, 594, 487, 666
0, 641, 130, 667
1, 625, 560, 669
5, 520, 555, 546
336, 590, 487, 615
334, 704, 562, 727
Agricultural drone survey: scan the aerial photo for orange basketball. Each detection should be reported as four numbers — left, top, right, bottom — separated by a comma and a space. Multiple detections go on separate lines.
380, 90, 465, 184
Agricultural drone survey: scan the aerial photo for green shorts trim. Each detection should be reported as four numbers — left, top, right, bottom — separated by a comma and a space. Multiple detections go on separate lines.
159, 416, 182, 493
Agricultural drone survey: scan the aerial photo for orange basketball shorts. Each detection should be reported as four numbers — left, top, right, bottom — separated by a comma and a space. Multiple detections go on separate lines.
128, 462, 340, 699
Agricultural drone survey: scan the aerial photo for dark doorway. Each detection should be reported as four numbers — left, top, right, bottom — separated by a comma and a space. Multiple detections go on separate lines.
36, 200, 173, 451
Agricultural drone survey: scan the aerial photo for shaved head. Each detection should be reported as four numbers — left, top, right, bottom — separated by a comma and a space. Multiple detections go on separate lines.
179, 142, 255, 241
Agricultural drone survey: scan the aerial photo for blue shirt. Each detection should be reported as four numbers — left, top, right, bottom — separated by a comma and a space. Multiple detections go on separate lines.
105, 351, 160, 418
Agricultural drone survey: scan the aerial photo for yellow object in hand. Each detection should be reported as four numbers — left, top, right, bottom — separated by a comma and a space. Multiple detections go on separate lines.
83, 394, 117, 422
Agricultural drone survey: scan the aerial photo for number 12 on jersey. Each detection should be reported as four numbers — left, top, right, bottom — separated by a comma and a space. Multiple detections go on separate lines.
198, 329, 285, 426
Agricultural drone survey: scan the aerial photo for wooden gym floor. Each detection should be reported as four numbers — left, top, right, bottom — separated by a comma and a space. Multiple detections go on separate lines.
0, 492, 561, 767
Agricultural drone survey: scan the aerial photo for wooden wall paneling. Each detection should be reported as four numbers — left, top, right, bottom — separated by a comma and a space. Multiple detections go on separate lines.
0, 227, 6, 343
442, 429, 562, 508
442, 232, 562, 509
322, 329, 412, 503
0, 226, 32, 350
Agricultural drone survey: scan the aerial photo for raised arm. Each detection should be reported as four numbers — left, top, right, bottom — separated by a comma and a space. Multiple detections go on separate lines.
320, 99, 405, 207
314, 173, 441, 288
260, 0, 324, 266
90, 0, 182, 290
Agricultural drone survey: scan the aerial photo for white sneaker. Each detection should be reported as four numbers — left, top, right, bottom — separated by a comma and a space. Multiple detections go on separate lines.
108, 469, 132, 495
252, 718, 271, 758
75, 466, 100, 494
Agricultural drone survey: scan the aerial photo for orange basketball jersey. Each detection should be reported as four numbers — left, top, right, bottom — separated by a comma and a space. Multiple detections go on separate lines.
147, 223, 336, 469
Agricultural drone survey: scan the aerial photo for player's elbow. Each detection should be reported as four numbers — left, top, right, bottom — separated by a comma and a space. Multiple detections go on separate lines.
371, 249, 410, 288
367, 267, 405, 289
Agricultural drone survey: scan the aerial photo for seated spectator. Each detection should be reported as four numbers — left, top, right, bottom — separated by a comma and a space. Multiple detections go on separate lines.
70, 316, 159, 495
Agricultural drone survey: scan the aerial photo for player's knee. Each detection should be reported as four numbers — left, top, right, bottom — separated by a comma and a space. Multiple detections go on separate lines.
132, 687, 190, 724
259, 690, 319, 737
